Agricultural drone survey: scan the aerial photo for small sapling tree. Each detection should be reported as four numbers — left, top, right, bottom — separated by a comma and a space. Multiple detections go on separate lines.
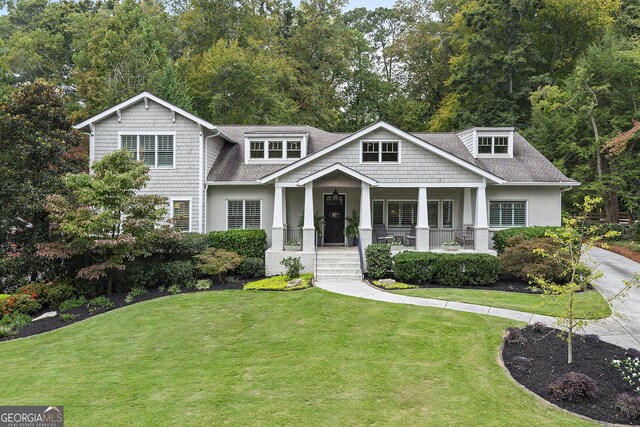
531, 196, 639, 364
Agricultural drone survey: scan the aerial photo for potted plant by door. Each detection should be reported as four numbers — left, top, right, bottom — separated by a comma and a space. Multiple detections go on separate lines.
297, 212, 325, 247
284, 240, 301, 251
346, 210, 360, 247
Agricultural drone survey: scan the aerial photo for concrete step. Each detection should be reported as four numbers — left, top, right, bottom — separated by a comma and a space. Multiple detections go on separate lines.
315, 262, 361, 268
317, 267, 362, 275
316, 273, 363, 281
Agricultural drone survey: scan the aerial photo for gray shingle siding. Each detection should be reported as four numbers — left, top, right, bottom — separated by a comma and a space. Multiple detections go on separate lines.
278, 130, 483, 184
93, 99, 204, 232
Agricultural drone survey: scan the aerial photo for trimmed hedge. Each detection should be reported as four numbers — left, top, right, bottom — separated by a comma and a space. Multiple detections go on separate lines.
208, 229, 267, 259
365, 244, 393, 280
492, 226, 562, 253
393, 252, 500, 286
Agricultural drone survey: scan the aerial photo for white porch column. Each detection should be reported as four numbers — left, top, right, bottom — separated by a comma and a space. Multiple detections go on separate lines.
463, 187, 473, 227
415, 187, 430, 251
302, 182, 315, 251
474, 184, 490, 251
282, 188, 287, 229
359, 182, 372, 248
272, 185, 284, 251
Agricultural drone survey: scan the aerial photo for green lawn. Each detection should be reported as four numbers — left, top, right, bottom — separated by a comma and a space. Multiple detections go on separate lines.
393, 288, 611, 319
0, 289, 595, 426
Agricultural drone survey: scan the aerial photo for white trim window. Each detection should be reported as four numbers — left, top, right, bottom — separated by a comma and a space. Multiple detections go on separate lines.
120, 134, 174, 168
171, 200, 191, 232
428, 200, 454, 229
361, 140, 400, 163
489, 201, 526, 227
247, 137, 305, 162
478, 136, 509, 155
387, 200, 416, 227
227, 200, 262, 230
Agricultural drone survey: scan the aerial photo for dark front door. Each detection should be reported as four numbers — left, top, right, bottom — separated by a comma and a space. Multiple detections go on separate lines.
324, 193, 345, 244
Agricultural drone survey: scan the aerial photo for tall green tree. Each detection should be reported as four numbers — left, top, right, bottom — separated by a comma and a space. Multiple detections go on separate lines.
0, 80, 85, 289
528, 34, 640, 220
39, 150, 170, 294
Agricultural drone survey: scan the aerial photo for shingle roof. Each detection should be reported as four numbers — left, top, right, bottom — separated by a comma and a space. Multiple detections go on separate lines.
207, 125, 577, 184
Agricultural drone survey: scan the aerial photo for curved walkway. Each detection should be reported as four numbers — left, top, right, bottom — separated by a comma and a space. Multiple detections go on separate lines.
315, 247, 640, 349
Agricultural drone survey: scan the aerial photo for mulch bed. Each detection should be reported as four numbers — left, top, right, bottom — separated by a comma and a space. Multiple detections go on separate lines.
502, 324, 640, 425
1, 278, 249, 342
605, 245, 640, 264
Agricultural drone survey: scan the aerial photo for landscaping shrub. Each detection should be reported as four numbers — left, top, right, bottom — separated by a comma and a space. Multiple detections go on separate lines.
193, 280, 211, 291
208, 229, 266, 259
0, 312, 31, 338
167, 284, 181, 295
504, 327, 527, 346
616, 393, 640, 421
548, 371, 598, 402
125, 286, 147, 303
510, 356, 534, 373
500, 236, 567, 283
530, 322, 547, 333
87, 296, 114, 314
244, 273, 313, 291
492, 226, 562, 253
16, 283, 49, 306
365, 244, 393, 280
236, 257, 265, 278
373, 280, 417, 290
59, 296, 88, 313
157, 261, 196, 288
0, 294, 41, 317
46, 281, 76, 308
162, 232, 210, 257
612, 356, 640, 394
281, 257, 303, 279
195, 249, 244, 279
393, 252, 500, 286
0, 294, 9, 302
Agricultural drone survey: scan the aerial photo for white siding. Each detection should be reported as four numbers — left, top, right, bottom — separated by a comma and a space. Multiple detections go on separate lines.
93, 99, 205, 232
278, 130, 483, 184
207, 185, 274, 245
457, 129, 475, 157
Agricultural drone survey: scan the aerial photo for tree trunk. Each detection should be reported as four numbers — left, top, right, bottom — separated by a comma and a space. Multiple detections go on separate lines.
589, 114, 608, 219
107, 276, 112, 295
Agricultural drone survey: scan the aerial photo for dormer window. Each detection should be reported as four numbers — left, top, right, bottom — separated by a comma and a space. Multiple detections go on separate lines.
361, 140, 400, 163
478, 136, 509, 155
245, 134, 307, 163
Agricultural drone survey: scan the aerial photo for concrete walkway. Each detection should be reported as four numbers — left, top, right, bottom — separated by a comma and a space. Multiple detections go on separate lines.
314, 247, 640, 349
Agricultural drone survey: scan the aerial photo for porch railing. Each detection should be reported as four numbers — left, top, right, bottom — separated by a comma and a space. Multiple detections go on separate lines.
373, 228, 416, 248
283, 228, 302, 248
429, 228, 475, 250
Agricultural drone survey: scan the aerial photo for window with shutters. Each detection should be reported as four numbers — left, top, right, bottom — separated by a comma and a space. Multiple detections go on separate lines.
120, 134, 174, 168
227, 200, 262, 230
172, 200, 190, 232
388, 201, 417, 228
489, 201, 526, 227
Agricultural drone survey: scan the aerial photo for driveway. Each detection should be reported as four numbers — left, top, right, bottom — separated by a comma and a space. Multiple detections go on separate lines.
583, 247, 640, 349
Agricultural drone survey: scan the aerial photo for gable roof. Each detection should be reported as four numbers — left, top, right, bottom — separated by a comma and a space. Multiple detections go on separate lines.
297, 163, 378, 186
256, 121, 506, 184
74, 92, 219, 132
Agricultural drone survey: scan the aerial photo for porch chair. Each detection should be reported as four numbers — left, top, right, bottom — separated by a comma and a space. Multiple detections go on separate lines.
455, 227, 475, 249
404, 224, 416, 247
373, 224, 395, 244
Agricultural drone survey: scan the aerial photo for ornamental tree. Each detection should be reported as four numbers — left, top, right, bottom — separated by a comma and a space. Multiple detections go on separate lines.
531, 196, 639, 364
38, 149, 174, 294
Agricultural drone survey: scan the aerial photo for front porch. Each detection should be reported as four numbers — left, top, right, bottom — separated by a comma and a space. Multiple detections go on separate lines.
269, 167, 491, 254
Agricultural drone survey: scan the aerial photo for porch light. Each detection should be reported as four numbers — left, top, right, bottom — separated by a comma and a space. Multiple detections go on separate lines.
331, 189, 340, 202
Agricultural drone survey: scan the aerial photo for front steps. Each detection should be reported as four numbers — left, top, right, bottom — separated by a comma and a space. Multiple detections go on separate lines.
315, 251, 363, 281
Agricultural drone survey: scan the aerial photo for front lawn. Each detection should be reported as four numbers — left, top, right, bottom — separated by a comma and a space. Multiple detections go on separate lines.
0, 289, 594, 426
393, 288, 611, 319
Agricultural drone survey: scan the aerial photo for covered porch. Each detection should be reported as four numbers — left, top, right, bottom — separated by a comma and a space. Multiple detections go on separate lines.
270, 164, 491, 253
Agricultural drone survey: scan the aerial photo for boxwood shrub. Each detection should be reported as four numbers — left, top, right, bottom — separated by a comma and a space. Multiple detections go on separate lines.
365, 244, 393, 280
208, 229, 267, 259
492, 226, 562, 253
393, 252, 500, 286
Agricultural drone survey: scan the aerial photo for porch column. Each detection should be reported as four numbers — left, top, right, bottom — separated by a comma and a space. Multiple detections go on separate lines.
302, 182, 315, 251
272, 185, 284, 251
463, 188, 473, 227
282, 188, 287, 229
415, 187, 430, 251
359, 182, 372, 248
474, 184, 490, 251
